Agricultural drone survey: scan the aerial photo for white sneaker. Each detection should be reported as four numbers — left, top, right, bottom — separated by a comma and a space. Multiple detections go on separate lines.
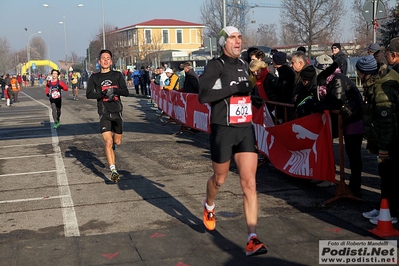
316, 181, 335, 187
362, 209, 379, 219
369, 217, 398, 225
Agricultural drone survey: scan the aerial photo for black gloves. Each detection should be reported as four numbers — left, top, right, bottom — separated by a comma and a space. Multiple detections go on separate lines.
46, 93, 49, 97
237, 81, 252, 94
102, 88, 114, 96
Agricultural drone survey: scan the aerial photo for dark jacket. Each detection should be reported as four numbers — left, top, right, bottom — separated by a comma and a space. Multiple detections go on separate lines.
362, 64, 399, 153
332, 50, 348, 75
199, 54, 251, 126
294, 70, 317, 118
183, 69, 199, 93
315, 62, 363, 137
276, 64, 295, 104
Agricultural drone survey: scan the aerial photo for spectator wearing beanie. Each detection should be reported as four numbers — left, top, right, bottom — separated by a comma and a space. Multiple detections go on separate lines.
294, 65, 317, 118
270, 51, 286, 77
331, 42, 348, 75
272, 51, 286, 66
355, 55, 378, 75
356, 54, 399, 224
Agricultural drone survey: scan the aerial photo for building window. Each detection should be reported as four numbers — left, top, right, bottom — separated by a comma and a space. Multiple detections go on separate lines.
127, 30, 132, 46
123, 31, 128, 47
133, 30, 138, 45
162, 29, 169, 44
145, 29, 151, 44
176, 29, 182, 44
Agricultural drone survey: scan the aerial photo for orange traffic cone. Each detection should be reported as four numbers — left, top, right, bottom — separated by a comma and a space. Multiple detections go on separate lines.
369, 198, 399, 237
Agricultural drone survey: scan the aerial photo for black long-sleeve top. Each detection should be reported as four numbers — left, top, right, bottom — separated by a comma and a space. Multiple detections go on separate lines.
199, 54, 251, 126
86, 70, 129, 116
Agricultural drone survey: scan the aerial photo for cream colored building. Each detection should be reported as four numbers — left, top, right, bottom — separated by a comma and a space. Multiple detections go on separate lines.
108, 19, 205, 69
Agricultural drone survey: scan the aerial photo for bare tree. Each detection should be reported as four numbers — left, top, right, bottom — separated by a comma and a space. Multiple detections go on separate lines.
140, 32, 165, 68
280, 0, 345, 58
200, 0, 250, 38
256, 23, 279, 47
30, 36, 46, 60
280, 23, 301, 46
0, 37, 13, 74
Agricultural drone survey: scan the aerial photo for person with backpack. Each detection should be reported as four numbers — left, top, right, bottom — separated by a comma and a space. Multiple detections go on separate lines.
356, 55, 399, 225
45, 69, 68, 129
86, 49, 129, 183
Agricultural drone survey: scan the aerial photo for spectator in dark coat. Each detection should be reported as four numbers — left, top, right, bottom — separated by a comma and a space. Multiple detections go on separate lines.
182, 61, 199, 93
294, 65, 317, 118
315, 62, 364, 192
331, 43, 348, 75
272, 51, 295, 122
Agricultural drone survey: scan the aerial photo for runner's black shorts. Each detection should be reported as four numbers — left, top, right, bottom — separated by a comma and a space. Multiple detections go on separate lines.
49, 98, 62, 109
210, 124, 257, 163
100, 112, 123, 134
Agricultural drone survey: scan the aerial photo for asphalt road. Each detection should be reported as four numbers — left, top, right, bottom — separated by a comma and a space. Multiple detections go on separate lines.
0, 86, 396, 266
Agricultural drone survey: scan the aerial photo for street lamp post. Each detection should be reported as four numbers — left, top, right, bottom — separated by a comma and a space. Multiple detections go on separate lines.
47, 21, 63, 71
27, 31, 42, 77
43, 3, 83, 80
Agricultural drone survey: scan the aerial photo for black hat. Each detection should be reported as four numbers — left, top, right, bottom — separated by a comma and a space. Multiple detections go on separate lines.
272, 52, 286, 65
331, 43, 341, 50
297, 46, 306, 53
300, 66, 316, 81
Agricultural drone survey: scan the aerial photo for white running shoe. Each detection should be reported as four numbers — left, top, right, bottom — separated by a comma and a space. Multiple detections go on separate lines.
369, 217, 398, 225
362, 209, 379, 219
316, 181, 335, 187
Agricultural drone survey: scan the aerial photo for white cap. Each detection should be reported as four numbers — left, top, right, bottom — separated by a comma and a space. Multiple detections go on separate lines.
165, 68, 173, 73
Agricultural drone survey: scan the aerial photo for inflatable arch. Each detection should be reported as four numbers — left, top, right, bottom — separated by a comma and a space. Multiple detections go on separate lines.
22, 60, 59, 74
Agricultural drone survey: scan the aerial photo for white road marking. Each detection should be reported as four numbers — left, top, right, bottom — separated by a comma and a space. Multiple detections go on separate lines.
0, 195, 64, 204
23, 92, 80, 237
0, 170, 57, 177
0, 154, 56, 160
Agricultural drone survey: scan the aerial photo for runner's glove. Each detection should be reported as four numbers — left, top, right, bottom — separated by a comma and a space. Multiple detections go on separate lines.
102, 88, 114, 96
237, 81, 252, 94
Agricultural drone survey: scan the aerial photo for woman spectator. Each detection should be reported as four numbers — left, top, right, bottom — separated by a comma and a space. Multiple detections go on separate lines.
249, 59, 278, 102
163, 68, 179, 90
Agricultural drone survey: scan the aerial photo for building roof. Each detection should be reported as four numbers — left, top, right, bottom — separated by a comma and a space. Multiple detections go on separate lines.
111, 19, 205, 33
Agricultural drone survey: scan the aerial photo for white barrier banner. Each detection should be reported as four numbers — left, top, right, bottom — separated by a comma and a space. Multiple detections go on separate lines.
319, 240, 397, 264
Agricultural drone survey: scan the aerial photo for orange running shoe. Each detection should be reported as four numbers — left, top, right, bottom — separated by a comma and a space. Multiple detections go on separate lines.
203, 203, 216, 230
246, 236, 268, 256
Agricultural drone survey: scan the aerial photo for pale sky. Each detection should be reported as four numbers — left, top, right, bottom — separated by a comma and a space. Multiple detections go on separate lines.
0, 0, 396, 67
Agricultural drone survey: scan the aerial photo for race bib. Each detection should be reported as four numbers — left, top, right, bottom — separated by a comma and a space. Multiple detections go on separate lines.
51, 90, 61, 99
229, 96, 252, 124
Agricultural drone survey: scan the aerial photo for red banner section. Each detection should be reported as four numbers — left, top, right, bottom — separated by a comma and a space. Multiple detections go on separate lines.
150, 84, 335, 182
